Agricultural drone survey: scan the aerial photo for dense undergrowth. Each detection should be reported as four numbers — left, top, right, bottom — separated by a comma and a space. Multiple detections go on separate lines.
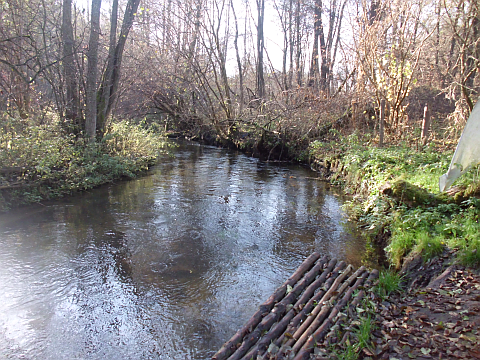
0, 118, 168, 212
309, 132, 480, 268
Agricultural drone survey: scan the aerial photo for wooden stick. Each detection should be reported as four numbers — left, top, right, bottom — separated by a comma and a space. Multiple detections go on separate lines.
364, 269, 379, 288
328, 288, 367, 345
212, 252, 320, 360
274, 261, 347, 358
294, 258, 340, 311
421, 102, 431, 146
293, 265, 356, 352
379, 99, 385, 147
310, 272, 370, 342
273, 258, 338, 349
325, 272, 368, 339
241, 257, 331, 360
293, 270, 379, 360
227, 254, 325, 360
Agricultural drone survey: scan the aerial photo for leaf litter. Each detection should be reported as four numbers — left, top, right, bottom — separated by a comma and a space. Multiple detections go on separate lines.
312, 254, 480, 360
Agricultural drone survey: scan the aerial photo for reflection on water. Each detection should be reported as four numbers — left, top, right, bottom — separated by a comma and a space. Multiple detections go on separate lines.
0, 141, 364, 359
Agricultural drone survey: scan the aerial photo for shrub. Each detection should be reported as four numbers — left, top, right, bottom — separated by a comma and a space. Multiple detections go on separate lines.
0, 118, 168, 210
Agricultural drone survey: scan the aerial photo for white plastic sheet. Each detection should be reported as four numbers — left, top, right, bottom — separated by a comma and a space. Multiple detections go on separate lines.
439, 100, 480, 192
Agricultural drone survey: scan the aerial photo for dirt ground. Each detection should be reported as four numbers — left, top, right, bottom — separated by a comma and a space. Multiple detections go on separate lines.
362, 251, 480, 359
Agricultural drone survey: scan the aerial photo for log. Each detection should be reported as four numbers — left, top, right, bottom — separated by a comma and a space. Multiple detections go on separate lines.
295, 259, 336, 309
325, 280, 368, 343
292, 270, 379, 360
364, 269, 379, 288
241, 258, 333, 360
231, 256, 329, 360
293, 271, 371, 360
310, 272, 369, 343
0, 167, 25, 174
212, 252, 321, 360
273, 258, 338, 349
274, 261, 348, 359
328, 289, 367, 346
275, 263, 361, 352
290, 265, 355, 352
0, 182, 24, 189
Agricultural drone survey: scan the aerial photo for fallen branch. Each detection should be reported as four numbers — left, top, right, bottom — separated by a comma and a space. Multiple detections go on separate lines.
231, 256, 329, 360
240, 257, 331, 360
212, 252, 320, 360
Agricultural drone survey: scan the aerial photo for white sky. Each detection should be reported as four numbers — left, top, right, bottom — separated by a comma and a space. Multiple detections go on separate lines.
72, 0, 301, 72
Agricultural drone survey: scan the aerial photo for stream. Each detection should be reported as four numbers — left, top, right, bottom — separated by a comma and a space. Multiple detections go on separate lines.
0, 140, 365, 359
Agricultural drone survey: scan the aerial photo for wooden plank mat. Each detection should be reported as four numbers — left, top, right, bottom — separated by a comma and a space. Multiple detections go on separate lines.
213, 252, 379, 360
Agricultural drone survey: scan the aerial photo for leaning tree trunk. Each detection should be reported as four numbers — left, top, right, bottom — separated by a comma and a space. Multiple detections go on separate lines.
96, 0, 141, 137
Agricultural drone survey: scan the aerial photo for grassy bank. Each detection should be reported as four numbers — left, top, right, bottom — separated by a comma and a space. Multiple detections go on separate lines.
309, 133, 480, 268
0, 119, 168, 212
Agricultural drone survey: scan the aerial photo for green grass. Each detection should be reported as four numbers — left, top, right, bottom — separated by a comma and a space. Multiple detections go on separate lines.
414, 231, 445, 260
375, 270, 403, 299
353, 315, 375, 352
386, 199, 480, 267
332, 344, 358, 360
310, 133, 480, 268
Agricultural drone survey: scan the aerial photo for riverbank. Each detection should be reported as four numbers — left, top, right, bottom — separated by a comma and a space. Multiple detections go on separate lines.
306, 133, 480, 270
213, 251, 480, 360
302, 133, 480, 358
304, 252, 480, 360
3, 116, 479, 271
0, 120, 168, 212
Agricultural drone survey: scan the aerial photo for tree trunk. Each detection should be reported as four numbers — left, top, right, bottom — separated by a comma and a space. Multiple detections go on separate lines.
288, 0, 294, 90
97, 0, 118, 130
295, 0, 303, 86
231, 0, 244, 112
256, 0, 265, 100
328, 0, 347, 96
62, 0, 79, 130
85, 0, 101, 141
308, 0, 322, 87
97, 0, 141, 136
318, 2, 327, 92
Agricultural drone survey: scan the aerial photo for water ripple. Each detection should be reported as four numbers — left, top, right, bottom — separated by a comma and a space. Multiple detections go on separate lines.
0, 140, 364, 359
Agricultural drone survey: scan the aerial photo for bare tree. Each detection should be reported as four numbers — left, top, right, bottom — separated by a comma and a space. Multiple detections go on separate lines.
256, 0, 265, 100
85, 0, 101, 140
231, 0, 244, 112
96, 0, 141, 136
62, 0, 80, 128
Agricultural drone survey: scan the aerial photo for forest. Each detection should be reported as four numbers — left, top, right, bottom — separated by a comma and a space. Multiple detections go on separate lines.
1, 0, 478, 148
1, 0, 480, 266
2, 2, 480, 358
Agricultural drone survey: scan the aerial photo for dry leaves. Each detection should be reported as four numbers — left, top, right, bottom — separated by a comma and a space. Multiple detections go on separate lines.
312, 266, 480, 360
365, 269, 480, 360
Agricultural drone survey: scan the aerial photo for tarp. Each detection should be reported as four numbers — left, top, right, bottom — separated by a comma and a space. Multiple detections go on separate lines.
439, 100, 480, 192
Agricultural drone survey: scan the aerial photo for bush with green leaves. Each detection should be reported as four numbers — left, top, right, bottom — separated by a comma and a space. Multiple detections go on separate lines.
0, 118, 168, 210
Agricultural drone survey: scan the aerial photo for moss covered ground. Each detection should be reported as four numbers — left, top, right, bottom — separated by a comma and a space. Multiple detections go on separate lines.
309, 133, 480, 269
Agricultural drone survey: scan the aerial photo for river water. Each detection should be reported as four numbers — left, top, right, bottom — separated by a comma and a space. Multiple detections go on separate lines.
0, 141, 364, 360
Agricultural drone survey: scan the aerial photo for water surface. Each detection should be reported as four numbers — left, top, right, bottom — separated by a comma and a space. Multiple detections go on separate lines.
0, 141, 364, 359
